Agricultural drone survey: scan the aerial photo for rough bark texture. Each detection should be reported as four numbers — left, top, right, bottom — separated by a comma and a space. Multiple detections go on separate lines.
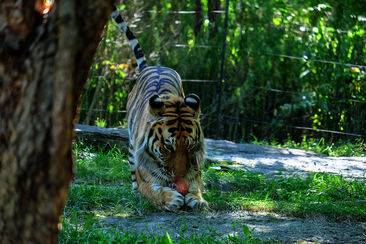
0, 0, 115, 243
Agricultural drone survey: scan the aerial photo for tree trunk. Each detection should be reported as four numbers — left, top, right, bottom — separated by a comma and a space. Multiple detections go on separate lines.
193, 0, 203, 37
208, 0, 220, 40
0, 0, 115, 243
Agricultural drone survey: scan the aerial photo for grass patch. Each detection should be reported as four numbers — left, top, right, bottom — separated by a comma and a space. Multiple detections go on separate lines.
203, 166, 366, 220
60, 214, 261, 243
252, 136, 366, 157
73, 144, 131, 184
66, 145, 156, 218
59, 143, 366, 243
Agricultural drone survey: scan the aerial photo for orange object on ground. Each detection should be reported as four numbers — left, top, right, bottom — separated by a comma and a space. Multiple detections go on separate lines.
173, 176, 188, 195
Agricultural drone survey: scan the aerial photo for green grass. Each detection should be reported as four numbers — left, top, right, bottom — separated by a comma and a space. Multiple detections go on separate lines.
203, 166, 366, 220
59, 143, 366, 243
251, 136, 366, 157
65, 144, 156, 218
59, 213, 260, 243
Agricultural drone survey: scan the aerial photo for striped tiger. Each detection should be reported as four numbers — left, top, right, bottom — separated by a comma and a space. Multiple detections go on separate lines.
111, 6, 207, 211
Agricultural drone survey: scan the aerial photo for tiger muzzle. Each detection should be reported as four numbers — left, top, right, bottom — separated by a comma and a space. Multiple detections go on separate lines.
172, 154, 188, 177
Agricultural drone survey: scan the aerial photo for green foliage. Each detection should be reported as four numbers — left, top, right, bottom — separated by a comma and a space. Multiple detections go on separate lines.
95, 117, 107, 127
79, 0, 365, 144
78, 19, 131, 128
253, 136, 366, 156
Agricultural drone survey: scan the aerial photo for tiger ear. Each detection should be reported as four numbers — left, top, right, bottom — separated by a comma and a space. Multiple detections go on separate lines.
149, 94, 165, 117
184, 94, 200, 116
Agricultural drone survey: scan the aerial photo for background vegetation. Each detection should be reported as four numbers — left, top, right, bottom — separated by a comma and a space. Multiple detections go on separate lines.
78, 0, 366, 143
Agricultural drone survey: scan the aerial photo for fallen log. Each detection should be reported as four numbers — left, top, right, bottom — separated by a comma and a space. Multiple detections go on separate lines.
74, 124, 129, 152
73, 124, 366, 179
73, 124, 280, 156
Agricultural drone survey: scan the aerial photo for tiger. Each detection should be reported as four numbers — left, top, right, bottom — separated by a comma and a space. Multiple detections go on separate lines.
111, 6, 207, 211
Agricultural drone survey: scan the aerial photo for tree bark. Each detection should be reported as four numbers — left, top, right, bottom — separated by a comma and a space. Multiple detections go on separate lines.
0, 0, 115, 243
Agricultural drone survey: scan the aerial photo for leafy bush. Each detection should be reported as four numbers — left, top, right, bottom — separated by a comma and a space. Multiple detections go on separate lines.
79, 0, 366, 143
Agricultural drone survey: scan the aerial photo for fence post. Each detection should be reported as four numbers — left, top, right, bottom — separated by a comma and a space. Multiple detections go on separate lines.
216, 0, 229, 139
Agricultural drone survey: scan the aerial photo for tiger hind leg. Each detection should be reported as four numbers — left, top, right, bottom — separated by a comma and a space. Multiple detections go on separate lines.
128, 144, 138, 191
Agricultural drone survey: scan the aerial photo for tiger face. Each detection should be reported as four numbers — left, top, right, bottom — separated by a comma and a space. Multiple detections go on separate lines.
146, 94, 203, 178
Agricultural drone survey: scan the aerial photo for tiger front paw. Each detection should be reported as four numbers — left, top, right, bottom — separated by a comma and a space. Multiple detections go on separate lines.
184, 192, 208, 210
159, 187, 184, 212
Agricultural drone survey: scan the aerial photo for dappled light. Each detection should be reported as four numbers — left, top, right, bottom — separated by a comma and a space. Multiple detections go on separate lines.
60, 144, 366, 242
64, 1, 365, 241
79, 0, 365, 144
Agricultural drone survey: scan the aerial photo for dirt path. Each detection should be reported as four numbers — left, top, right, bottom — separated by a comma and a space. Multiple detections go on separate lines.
99, 211, 365, 243
205, 139, 366, 179
97, 141, 365, 243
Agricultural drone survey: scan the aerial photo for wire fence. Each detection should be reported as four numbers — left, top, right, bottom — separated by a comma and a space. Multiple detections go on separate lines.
80, 0, 366, 141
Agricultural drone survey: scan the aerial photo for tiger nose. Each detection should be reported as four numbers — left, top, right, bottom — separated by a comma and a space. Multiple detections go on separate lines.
172, 153, 188, 177
173, 162, 187, 177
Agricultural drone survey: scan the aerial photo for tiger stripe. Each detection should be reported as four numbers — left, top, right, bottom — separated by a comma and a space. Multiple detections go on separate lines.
111, 6, 147, 71
111, 6, 207, 211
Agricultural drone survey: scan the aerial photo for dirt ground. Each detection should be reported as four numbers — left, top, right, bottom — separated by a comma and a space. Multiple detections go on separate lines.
204, 139, 366, 179
103, 139, 366, 243
98, 211, 366, 243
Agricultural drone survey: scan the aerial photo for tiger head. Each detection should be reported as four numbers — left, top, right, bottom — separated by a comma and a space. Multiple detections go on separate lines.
145, 93, 205, 177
